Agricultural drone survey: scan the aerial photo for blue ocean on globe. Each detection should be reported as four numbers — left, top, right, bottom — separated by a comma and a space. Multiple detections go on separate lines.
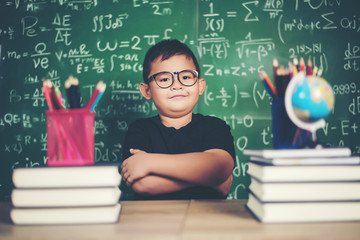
291, 76, 334, 122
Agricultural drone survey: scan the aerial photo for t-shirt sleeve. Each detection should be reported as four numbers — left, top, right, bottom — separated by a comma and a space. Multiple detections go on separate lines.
201, 117, 236, 162
121, 119, 152, 162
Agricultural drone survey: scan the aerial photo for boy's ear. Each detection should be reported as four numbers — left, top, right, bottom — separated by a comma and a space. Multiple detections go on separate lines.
198, 78, 206, 96
139, 83, 152, 100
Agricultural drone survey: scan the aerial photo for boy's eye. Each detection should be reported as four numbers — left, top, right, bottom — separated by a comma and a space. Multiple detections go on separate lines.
159, 77, 171, 82
155, 72, 173, 83
180, 72, 195, 81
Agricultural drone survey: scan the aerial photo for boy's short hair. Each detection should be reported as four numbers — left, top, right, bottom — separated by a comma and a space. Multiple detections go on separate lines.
142, 39, 201, 82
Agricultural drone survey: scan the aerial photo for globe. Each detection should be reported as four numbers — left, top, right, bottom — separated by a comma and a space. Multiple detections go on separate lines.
291, 75, 334, 122
285, 72, 335, 144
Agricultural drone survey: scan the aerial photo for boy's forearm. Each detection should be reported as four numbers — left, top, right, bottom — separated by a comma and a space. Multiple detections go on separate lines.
132, 173, 233, 197
147, 149, 234, 186
131, 175, 193, 195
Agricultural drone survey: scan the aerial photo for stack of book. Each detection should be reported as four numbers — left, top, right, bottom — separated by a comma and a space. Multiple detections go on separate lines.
243, 147, 360, 223
11, 164, 122, 225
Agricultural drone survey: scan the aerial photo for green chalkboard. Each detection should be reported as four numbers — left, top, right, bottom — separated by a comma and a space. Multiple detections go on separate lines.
1, 0, 359, 201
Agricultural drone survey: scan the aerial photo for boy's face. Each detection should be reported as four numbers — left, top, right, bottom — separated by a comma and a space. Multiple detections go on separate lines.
140, 54, 206, 119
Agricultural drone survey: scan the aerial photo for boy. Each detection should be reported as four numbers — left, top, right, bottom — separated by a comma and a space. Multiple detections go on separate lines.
120, 39, 235, 200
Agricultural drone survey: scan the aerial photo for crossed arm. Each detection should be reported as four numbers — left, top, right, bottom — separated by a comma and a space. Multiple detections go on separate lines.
121, 148, 234, 196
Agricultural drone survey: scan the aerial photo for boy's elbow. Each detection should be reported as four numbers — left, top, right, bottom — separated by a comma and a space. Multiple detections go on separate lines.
131, 178, 157, 195
215, 156, 235, 185
131, 180, 150, 195
205, 149, 234, 184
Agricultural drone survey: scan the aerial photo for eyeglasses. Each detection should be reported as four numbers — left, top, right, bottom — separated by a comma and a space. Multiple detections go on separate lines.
146, 70, 199, 89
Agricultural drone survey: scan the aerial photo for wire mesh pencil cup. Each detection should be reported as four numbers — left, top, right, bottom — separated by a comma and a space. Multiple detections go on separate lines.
46, 109, 95, 166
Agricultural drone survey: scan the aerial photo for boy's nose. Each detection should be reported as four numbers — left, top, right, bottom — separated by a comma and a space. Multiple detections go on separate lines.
171, 74, 183, 90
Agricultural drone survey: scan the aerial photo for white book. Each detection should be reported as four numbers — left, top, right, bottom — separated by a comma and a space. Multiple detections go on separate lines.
247, 162, 360, 182
249, 177, 360, 202
250, 156, 360, 165
11, 203, 121, 225
247, 193, 360, 223
12, 164, 121, 188
12, 187, 121, 207
243, 148, 352, 159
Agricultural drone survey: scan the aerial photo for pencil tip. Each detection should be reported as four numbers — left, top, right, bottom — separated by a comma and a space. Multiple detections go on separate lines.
300, 57, 305, 64
273, 58, 278, 67
100, 83, 107, 92
293, 58, 299, 65
307, 57, 312, 66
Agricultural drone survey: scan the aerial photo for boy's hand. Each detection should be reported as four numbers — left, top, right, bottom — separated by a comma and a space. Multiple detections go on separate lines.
121, 149, 151, 186
215, 174, 233, 197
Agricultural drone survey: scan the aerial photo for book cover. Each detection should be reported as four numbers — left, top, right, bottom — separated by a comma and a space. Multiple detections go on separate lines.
249, 156, 360, 166
12, 187, 121, 207
246, 193, 360, 223
11, 203, 121, 225
243, 148, 352, 159
12, 164, 121, 188
247, 162, 360, 182
249, 177, 360, 202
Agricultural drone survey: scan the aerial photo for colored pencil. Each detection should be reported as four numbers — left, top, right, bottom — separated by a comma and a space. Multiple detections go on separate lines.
90, 82, 106, 112
293, 58, 300, 72
312, 66, 318, 77
260, 70, 277, 97
71, 76, 81, 108
64, 78, 73, 109
283, 68, 291, 93
43, 79, 63, 110
65, 76, 81, 109
54, 86, 64, 108
307, 57, 313, 76
288, 61, 295, 79
85, 80, 105, 111
259, 73, 275, 99
273, 58, 279, 81
317, 68, 323, 77
50, 86, 63, 110
299, 57, 306, 73
42, 80, 54, 111
275, 67, 285, 97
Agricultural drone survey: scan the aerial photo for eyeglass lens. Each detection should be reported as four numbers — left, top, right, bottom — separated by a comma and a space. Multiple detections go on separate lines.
155, 70, 197, 88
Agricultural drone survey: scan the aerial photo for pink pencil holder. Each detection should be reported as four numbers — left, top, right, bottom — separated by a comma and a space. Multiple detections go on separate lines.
46, 109, 95, 166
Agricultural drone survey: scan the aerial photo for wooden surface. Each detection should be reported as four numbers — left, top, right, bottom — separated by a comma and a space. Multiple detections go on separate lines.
1, 200, 360, 240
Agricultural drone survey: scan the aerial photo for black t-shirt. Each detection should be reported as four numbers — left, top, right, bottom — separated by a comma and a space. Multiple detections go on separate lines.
120, 113, 236, 200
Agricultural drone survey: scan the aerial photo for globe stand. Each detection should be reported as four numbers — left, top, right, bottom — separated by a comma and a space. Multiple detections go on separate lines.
284, 73, 326, 149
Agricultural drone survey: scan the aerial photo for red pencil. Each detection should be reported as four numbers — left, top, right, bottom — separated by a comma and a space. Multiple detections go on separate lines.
307, 57, 313, 76
300, 57, 306, 73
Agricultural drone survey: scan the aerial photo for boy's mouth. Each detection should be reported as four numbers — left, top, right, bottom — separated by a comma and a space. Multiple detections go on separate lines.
170, 94, 186, 99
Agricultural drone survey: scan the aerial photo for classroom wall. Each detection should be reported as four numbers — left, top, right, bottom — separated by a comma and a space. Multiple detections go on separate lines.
0, 0, 359, 201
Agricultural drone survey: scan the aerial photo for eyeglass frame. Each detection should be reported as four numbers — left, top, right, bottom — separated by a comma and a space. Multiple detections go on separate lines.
146, 69, 199, 89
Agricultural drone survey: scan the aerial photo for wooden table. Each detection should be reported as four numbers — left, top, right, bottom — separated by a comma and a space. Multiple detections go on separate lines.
1, 200, 359, 240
